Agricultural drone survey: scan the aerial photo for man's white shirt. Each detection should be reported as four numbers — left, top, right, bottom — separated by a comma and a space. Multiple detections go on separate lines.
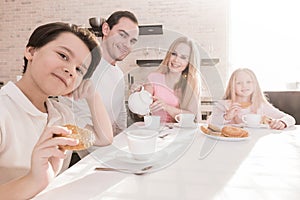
61, 58, 127, 135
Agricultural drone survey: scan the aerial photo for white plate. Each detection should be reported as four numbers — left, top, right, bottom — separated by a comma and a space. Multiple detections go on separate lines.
201, 131, 250, 142
233, 123, 269, 129
245, 124, 269, 129
132, 122, 164, 131
174, 123, 198, 129
115, 150, 166, 164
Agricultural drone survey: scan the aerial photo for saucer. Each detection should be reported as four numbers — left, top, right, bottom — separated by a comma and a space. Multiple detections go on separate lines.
115, 150, 166, 164
244, 124, 269, 129
133, 122, 163, 131
133, 122, 146, 128
174, 123, 198, 129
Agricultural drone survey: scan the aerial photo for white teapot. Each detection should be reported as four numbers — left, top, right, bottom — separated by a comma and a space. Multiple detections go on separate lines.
128, 86, 153, 115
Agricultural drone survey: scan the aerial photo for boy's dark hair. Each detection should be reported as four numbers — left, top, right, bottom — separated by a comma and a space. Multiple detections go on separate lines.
23, 22, 101, 79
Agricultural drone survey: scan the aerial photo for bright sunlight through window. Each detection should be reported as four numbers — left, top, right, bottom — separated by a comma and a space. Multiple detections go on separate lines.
230, 0, 300, 91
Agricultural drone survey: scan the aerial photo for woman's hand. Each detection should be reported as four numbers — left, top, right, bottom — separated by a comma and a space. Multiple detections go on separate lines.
130, 83, 143, 93
29, 126, 79, 190
269, 119, 286, 130
150, 96, 167, 113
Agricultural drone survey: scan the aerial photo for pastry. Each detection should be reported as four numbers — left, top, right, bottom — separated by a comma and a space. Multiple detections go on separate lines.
261, 115, 272, 124
208, 124, 222, 132
55, 124, 95, 150
240, 102, 252, 108
200, 125, 210, 134
200, 125, 222, 136
221, 126, 248, 138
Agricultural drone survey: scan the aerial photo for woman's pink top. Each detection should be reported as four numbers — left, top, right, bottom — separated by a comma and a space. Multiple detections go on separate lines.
148, 72, 180, 122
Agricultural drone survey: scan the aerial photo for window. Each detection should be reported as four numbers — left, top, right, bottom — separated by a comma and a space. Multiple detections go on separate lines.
230, 0, 300, 91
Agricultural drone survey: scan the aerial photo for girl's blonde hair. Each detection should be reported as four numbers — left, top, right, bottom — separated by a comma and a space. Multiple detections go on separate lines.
156, 37, 201, 115
224, 68, 269, 112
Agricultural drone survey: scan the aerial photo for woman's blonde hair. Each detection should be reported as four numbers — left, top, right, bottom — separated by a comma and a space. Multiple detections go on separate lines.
224, 68, 269, 112
157, 37, 201, 115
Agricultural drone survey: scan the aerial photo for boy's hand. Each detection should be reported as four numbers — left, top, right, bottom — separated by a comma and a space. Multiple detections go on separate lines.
30, 126, 78, 189
68, 79, 96, 101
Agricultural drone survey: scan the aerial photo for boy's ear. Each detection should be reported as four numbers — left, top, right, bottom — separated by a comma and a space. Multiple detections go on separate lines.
101, 22, 110, 37
24, 46, 36, 61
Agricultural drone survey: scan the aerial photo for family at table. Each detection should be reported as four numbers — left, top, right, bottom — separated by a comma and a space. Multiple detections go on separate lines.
0, 10, 296, 199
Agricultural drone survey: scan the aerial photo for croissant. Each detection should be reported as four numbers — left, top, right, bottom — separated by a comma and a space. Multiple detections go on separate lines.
221, 126, 248, 138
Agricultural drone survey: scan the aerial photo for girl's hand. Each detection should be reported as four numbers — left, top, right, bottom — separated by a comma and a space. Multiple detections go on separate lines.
224, 102, 241, 121
269, 119, 286, 130
29, 126, 78, 190
150, 96, 167, 113
66, 79, 95, 101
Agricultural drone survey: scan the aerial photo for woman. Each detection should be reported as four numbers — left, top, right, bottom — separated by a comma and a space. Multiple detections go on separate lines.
144, 37, 202, 122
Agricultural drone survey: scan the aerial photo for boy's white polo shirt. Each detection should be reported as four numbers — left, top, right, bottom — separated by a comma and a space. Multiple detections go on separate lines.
0, 81, 74, 172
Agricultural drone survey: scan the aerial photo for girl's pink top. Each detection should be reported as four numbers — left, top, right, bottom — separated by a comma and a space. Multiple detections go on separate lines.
148, 72, 180, 122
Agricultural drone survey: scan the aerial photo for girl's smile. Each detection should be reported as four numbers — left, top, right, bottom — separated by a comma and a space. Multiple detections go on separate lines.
235, 71, 254, 100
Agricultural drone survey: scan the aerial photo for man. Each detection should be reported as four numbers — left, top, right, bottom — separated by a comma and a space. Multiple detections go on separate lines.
71, 11, 139, 136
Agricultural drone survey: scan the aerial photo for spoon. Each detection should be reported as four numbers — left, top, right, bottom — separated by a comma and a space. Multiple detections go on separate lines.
94, 165, 153, 175
166, 124, 174, 129
158, 124, 174, 139
158, 133, 170, 139
134, 165, 153, 175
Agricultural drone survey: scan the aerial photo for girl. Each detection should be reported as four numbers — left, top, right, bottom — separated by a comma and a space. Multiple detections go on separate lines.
143, 37, 202, 123
209, 68, 295, 129
0, 22, 113, 198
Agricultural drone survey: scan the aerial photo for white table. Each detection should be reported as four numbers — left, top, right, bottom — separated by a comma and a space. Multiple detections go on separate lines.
34, 123, 300, 200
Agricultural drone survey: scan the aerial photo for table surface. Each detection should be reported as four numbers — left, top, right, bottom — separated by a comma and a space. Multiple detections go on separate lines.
34, 123, 300, 200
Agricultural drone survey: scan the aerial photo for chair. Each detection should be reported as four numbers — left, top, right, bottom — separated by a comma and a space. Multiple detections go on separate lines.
264, 91, 300, 125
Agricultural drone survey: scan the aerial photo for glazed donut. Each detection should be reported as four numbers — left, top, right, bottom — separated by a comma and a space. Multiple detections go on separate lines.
55, 124, 95, 150
221, 126, 248, 138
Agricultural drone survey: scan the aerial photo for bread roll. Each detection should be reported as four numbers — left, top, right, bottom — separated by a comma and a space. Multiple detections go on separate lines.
55, 124, 95, 150
221, 126, 248, 138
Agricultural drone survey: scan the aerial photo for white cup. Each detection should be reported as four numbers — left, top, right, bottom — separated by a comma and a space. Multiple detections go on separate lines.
125, 129, 158, 161
144, 115, 161, 130
175, 113, 195, 127
242, 114, 262, 127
